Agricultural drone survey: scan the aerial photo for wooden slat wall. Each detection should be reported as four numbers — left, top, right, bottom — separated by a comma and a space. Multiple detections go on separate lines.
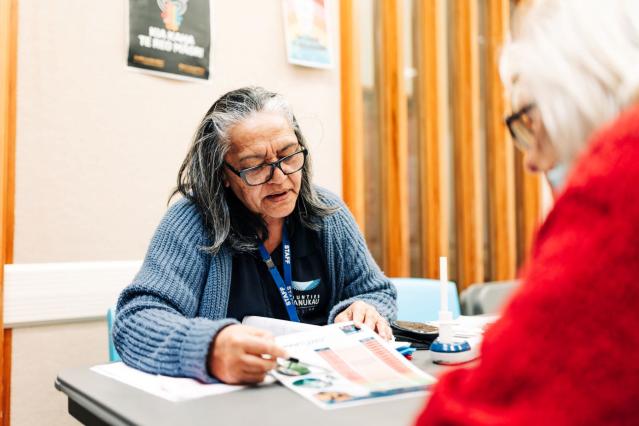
339, 0, 366, 232
514, 0, 542, 266
510, 0, 542, 268
450, 0, 483, 289
485, 0, 516, 280
515, 153, 542, 265
379, 0, 410, 277
0, 0, 18, 424
339, 0, 541, 283
416, 0, 448, 278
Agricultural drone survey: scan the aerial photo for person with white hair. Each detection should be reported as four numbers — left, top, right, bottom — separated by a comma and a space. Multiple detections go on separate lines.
416, 0, 639, 423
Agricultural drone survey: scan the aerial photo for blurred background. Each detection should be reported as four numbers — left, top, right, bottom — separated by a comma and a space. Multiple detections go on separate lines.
0, 0, 550, 424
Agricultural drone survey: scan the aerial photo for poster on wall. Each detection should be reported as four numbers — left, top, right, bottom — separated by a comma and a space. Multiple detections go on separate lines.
282, 0, 333, 69
127, 0, 212, 81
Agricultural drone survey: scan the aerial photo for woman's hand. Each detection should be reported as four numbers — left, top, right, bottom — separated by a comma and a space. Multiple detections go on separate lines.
209, 324, 287, 384
334, 301, 393, 340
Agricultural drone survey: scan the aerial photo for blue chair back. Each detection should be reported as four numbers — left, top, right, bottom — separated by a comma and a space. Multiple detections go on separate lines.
107, 306, 121, 362
391, 277, 460, 322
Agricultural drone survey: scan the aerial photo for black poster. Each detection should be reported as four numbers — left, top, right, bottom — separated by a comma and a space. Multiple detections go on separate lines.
128, 0, 211, 80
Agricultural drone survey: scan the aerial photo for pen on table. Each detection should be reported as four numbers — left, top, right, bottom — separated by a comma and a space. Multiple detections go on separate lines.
262, 354, 330, 373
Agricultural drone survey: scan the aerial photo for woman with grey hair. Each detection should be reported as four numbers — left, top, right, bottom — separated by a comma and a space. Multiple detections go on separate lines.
417, 0, 639, 424
113, 87, 396, 384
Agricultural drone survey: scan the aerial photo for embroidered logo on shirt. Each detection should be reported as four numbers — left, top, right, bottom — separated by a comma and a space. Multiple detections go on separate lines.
292, 279, 321, 292
295, 293, 320, 308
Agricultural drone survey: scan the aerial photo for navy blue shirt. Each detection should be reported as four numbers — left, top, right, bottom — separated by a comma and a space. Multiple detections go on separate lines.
227, 219, 330, 325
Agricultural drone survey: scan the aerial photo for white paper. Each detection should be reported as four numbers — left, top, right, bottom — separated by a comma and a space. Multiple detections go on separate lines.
271, 322, 436, 410
91, 362, 245, 402
242, 315, 321, 336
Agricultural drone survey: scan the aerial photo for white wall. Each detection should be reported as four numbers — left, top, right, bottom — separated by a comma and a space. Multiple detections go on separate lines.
11, 321, 105, 426
15, 0, 341, 264
11, 0, 341, 424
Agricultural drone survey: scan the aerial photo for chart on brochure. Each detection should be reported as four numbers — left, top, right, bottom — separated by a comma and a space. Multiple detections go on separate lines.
271, 322, 436, 410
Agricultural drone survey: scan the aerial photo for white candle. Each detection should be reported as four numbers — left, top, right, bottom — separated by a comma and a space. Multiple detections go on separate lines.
440, 256, 448, 312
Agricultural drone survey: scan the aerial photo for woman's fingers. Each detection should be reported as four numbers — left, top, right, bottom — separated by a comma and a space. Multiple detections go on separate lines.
243, 335, 287, 359
360, 306, 392, 340
375, 317, 392, 340
334, 309, 352, 323
363, 308, 378, 331
334, 301, 392, 340
241, 354, 277, 373
211, 325, 287, 384
350, 302, 367, 325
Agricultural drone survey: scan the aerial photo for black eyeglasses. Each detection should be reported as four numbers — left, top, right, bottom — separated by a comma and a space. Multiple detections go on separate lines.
505, 103, 536, 152
225, 147, 308, 186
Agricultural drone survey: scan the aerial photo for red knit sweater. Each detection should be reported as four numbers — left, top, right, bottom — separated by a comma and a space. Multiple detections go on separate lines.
416, 106, 639, 425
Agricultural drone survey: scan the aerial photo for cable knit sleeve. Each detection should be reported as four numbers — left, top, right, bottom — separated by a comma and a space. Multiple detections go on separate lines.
316, 189, 398, 324
113, 198, 238, 383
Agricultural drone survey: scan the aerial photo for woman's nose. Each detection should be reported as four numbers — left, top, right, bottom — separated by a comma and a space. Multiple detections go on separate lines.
525, 157, 540, 173
269, 165, 287, 183
524, 146, 543, 173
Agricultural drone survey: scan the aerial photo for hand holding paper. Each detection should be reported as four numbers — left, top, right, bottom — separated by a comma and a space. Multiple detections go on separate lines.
334, 301, 392, 340
209, 324, 287, 384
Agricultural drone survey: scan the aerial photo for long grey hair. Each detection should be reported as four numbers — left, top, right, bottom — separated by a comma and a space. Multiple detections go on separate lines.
172, 86, 336, 254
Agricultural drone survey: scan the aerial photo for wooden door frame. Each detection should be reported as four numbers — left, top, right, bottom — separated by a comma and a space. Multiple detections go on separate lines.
0, 0, 18, 424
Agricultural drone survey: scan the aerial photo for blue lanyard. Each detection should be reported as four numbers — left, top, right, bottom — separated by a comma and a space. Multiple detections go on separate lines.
258, 226, 300, 322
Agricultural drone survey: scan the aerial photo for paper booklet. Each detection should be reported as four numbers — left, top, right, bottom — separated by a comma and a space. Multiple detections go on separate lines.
242, 315, 321, 336
270, 321, 436, 410
92, 318, 433, 406
90, 362, 247, 402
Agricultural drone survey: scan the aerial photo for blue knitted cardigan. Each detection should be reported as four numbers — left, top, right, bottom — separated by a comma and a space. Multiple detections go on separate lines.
113, 188, 397, 383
